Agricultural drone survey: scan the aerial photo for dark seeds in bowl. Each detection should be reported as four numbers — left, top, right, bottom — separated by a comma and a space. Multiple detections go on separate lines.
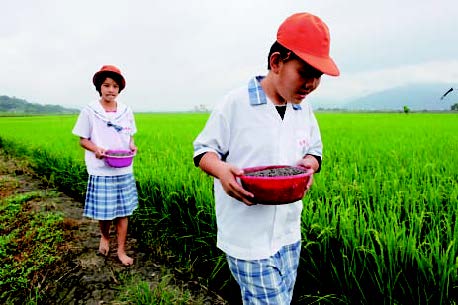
244, 167, 306, 177
107, 152, 131, 157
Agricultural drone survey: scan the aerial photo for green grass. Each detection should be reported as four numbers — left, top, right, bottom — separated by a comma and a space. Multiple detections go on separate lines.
0, 112, 457, 304
113, 270, 208, 305
0, 190, 64, 304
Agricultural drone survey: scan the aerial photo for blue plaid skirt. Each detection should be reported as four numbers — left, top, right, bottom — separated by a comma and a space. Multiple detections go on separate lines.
84, 174, 138, 220
227, 241, 301, 305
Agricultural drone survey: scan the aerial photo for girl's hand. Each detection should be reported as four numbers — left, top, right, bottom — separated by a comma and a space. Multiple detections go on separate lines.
79, 138, 106, 159
94, 147, 106, 159
130, 143, 138, 155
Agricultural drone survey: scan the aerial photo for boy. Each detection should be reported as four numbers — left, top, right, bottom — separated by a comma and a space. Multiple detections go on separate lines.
193, 12, 339, 304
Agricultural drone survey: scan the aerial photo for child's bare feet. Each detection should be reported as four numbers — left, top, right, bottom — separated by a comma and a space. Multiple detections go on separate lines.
118, 251, 133, 266
98, 237, 110, 256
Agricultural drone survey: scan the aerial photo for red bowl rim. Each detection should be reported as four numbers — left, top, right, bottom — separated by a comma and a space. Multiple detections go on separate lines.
240, 165, 312, 180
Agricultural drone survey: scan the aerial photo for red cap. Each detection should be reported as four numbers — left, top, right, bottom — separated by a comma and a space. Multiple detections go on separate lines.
277, 13, 340, 76
92, 65, 126, 91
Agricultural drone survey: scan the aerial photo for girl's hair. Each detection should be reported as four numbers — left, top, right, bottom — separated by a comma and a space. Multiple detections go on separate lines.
267, 41, 297, 70
94, 72, 125, 96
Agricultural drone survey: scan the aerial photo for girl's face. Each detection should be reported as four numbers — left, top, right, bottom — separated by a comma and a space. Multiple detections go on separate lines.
275, 57, 322, 104
100, 77, 120, 103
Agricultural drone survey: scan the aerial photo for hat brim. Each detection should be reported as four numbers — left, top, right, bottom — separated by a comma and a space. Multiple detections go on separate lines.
295, 51, 340, 76
93, 71, 126, 91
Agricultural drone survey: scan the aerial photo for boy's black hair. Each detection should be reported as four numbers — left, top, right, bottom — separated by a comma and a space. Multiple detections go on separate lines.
267, 41, 297, 70
267, 41, 324, 78
94, 71, 125, 96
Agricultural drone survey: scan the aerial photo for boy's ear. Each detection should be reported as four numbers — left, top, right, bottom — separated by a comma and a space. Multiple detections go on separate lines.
269, 52, 282, 73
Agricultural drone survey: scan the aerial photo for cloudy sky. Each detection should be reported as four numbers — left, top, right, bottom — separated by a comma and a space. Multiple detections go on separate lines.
1, 0, 457, 112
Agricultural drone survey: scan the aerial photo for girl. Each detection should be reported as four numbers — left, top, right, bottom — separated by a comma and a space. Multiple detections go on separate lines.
72, 65, 138, 266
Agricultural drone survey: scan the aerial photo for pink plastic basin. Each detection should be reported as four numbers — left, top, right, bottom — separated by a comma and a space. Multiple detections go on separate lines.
239, 165, 312, 205
104, 149, 135, 168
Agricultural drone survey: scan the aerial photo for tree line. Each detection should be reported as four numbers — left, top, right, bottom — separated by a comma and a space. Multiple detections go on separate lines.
0, 95, 79, 114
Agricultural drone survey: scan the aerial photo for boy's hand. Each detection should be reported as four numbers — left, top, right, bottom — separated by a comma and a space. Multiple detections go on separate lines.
297, 156, 318, 191
219, 164, 256, 206
198, 152, 255, 205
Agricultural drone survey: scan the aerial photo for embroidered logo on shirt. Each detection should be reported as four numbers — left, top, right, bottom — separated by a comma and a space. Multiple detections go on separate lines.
298, 138, 309, 147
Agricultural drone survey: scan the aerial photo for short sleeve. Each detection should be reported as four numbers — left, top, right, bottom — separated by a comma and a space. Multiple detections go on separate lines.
128, 108, 137, 135
192, 99, 231, 160
306, 112, 322, 157
72, 108, 91, 138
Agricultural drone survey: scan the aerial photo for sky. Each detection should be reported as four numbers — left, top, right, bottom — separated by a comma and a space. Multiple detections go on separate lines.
1, 0, 457, 112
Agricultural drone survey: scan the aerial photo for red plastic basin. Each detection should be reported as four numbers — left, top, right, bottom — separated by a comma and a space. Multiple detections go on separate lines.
239, 165, 312, 205
104, 149, 135, 168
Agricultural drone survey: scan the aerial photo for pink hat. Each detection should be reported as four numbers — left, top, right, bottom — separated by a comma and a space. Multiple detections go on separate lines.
92, 65, 126, 91
277, 13, 340, 76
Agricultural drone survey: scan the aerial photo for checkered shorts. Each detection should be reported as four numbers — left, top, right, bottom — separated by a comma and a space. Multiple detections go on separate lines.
84, 174, 138, 220
226, 241, 301, 305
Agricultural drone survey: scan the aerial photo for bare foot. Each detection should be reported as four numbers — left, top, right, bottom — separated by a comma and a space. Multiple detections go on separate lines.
118, 251, 134, 266
98, 237, 109, 256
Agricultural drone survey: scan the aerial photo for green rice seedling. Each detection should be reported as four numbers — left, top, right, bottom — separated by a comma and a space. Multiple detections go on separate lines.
0, 112, 457, 304
298, 113, 458, 303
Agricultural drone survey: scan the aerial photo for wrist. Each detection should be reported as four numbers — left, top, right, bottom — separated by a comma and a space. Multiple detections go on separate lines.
303, 155, 319, 172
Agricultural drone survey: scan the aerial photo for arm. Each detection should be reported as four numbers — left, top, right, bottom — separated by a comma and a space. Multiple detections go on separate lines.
298, 154, 320, 172
198, 152, 255, 206
129, 136, 138, 154
79, 138, 106, 159
128, 109, 138, 154
296, 109, 323, 189
297, 154, 320, 190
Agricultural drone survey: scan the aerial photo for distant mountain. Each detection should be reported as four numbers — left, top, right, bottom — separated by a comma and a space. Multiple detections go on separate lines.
0, 95, 79, 114
344, 83, 457, 111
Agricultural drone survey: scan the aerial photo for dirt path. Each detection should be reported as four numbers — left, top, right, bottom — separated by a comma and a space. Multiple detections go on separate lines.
0, 152, 228, 304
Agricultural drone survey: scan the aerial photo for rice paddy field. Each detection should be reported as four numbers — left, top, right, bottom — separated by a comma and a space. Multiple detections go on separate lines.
0, 112, 457, 304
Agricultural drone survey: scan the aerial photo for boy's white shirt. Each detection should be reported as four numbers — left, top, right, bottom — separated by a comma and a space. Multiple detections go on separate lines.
72, 100, 137, 176
193, 78, 323, 260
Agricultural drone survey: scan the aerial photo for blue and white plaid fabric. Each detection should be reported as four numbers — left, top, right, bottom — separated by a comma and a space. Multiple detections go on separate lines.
248, 76, 302, 110
227, 241, 301, 305
84, 174, 138, 220
248, 76, 268, 106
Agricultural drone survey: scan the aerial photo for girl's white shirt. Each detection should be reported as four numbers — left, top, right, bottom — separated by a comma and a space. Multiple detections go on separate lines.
72, 100, 137, 176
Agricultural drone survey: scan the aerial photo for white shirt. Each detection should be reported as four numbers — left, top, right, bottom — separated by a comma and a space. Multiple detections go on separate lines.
72, 100, 137, 176
193, 76, 323, 260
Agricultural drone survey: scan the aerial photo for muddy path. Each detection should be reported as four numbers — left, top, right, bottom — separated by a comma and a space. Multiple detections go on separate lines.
0, 151, 229, 304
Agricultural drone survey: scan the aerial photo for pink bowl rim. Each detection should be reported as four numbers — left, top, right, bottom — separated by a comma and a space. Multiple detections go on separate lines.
104, 149, 136, 159
240, 165, 312, 180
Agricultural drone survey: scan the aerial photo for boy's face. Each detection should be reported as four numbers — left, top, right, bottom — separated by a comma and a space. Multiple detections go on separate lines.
274, 57, 322, 104
100, 77, 120, 103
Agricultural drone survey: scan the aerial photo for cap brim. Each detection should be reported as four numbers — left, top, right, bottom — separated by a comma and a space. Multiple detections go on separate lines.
295, 51, 340, 76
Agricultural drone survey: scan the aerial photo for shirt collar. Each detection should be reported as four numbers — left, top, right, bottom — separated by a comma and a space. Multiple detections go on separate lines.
88, 100, 129, 122
248, 76, 301, 110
